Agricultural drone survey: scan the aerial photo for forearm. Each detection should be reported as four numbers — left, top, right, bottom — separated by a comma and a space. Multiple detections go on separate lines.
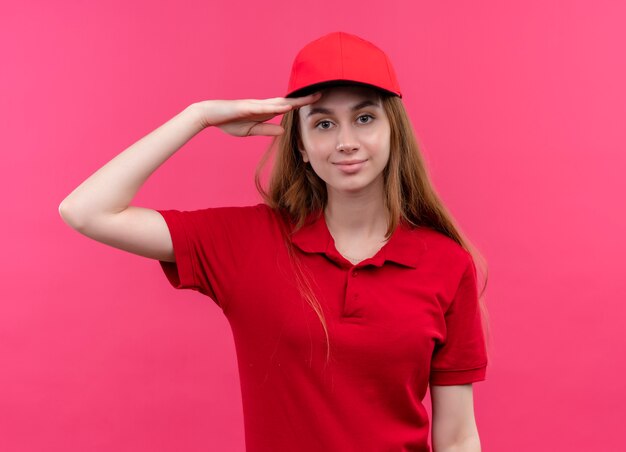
59, 103, 206, 226
434, 434, 481, 452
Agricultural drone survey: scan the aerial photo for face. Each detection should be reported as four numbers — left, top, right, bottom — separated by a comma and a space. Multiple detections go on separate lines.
297, 85, 391, 196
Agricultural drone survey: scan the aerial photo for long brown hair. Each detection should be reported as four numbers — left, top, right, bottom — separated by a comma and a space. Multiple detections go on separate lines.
254, 86, 491, 368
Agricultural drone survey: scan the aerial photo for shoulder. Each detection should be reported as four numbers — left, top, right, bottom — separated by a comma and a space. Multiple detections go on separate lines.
250, 202, 289, 226
162, 202, 284, 234
197, 202, 278, 221
414, 226, 473, 273
213, 202, 290, 234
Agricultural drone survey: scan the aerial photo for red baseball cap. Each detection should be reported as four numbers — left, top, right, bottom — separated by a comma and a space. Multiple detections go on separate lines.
285, 31, 402, 99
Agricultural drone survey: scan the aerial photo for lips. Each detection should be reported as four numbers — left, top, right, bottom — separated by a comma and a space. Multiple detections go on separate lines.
333, 159, 367, 174
333, 159, 367, 165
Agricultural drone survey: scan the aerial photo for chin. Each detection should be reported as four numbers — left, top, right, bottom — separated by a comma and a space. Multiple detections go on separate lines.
328, 178, 378, 194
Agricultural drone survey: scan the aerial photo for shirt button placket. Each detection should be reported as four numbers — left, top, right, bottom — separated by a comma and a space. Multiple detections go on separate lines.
343, 267, 361, 317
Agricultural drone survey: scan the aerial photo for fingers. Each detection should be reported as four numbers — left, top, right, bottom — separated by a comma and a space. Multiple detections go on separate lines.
240, 92, 321, 123
284, 91, 323, 107
259, 92, 322, 110
247, 122, 285, 137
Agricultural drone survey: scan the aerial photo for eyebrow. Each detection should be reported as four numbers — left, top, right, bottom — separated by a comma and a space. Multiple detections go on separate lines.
305, 99, 381, 119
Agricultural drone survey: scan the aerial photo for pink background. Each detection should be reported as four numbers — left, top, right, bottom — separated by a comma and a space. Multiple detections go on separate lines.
2, 1, 625, 451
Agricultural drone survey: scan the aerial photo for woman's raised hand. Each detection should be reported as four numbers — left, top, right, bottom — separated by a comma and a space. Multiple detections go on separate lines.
194, 92, 322, 137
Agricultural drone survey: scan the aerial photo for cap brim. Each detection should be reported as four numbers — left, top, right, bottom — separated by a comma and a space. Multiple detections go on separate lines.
286, 80, 400, 98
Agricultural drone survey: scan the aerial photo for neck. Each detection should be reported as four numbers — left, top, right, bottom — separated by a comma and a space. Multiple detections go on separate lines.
324, 178, 389, 240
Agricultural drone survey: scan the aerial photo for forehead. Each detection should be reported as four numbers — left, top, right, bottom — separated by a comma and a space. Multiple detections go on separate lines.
298, 85, 382, 118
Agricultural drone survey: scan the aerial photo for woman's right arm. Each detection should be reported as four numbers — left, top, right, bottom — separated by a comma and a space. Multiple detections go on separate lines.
58, 93, 321, 263
58, 103, 209, 262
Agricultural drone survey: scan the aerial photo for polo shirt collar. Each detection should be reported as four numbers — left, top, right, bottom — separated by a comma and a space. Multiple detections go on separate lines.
289, 210, 426, 268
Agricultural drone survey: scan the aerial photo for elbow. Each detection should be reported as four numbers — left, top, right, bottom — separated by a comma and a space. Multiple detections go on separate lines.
58, 199, 72, 224
58, 199, 69, 218
58, 199, 85, 230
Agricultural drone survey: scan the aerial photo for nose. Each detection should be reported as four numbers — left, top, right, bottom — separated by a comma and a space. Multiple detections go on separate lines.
336, 126, 360, 153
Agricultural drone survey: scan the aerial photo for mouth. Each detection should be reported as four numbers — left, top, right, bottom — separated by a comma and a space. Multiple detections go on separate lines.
333, 159, 367, 166
332, 159, 367, 174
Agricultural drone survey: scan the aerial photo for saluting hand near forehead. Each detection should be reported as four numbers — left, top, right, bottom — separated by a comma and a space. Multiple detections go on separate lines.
195, 92, 322, 137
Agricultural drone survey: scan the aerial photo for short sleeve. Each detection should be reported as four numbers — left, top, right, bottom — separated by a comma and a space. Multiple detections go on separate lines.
429, 255, 488, 386
155, 203, 268, 310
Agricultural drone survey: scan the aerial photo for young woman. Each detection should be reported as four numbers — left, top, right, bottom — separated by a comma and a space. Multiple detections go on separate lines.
60, 31, 490, 452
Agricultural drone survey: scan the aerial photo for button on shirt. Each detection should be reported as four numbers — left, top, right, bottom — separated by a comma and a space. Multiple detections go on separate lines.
156, 203, 488, 452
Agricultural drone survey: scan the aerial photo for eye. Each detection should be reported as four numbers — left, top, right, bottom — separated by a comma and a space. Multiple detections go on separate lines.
357, 114, 374, 124
316, 120, 332, 130
314, 114, 374, 130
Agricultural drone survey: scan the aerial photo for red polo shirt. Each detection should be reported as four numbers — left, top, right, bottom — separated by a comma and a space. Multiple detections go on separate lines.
156, 203, 487, 452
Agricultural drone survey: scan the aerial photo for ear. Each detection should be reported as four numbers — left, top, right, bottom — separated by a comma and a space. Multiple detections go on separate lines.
299, 148, 309, 163
296, 134, 309, 163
